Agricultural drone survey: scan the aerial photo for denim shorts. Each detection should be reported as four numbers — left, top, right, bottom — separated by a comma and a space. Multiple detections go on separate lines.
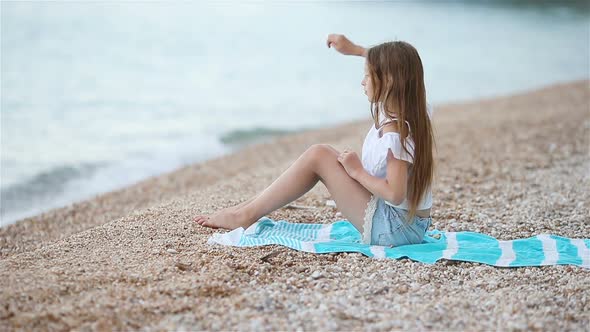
361, 195, 432, 247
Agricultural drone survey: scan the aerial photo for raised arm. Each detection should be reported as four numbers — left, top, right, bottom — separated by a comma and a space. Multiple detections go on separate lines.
326, 34, 367, 57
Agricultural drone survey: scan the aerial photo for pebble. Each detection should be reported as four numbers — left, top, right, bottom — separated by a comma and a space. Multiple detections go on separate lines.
175, 262, 191, 271
166, 249, 179, 254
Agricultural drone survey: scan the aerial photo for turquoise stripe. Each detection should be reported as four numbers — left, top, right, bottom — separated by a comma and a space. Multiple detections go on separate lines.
385, 241, 447, 263
329, 221, 361, 242
451, 232, 502, 266
314, 241, 354, 253
509, 236, 544, 267
552, 235, 582, 266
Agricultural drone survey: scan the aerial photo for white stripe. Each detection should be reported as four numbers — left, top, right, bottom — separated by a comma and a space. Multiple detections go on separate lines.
317, 224, 333, 241
570, 238, 590, 269
301, 241, 317, 253
442, 232, 458, 259
207, 227, 245, 246
496, 240, 516, 267
537, 234, 559, 265
370, 245, 386, 259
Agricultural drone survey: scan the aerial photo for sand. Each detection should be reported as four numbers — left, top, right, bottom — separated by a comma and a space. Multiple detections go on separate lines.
1, 79, 589, 331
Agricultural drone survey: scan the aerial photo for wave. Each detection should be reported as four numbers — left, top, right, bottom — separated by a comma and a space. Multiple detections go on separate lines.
1, 161, 108, 216
219, 126, 308, 148
0, 134, 228, 227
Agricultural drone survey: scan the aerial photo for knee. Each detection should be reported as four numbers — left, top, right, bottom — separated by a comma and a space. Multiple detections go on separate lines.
306, 144, 335, 157
305, 144, 338, 169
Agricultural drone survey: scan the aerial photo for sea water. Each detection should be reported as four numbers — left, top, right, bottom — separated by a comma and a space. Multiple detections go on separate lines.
1, 1, 589, 226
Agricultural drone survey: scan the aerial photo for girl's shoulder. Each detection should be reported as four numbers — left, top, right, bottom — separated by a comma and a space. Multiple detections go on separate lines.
375, 130, 415, 164
379, 119, 411, 140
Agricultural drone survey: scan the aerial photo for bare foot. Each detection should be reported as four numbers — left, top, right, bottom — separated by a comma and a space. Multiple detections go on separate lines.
194, 208, 256, 230
193, 198, 255, 225
193, 205, 237, 226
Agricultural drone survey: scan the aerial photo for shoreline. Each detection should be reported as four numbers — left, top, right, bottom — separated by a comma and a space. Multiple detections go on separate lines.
1, 79, 589, 330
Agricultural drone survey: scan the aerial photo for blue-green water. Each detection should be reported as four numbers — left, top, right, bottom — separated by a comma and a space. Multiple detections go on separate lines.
1, 1, 589, 226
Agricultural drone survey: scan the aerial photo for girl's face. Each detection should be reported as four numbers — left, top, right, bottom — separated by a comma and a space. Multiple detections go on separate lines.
361, 60, 373, 102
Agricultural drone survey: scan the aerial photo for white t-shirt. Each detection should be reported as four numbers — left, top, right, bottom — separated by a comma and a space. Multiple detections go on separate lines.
361, 103, 434, 210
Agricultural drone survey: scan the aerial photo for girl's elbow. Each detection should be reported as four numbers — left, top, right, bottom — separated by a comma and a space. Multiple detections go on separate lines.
390, 191, 405, 206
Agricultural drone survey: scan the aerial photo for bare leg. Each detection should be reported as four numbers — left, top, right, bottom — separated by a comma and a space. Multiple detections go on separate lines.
193, 193, 260, 224
196, 145, 320, 230
196, 144, 373, 233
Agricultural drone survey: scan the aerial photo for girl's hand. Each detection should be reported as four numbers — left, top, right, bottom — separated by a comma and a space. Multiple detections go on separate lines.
337, 148, 363, 179
326, 34, 361, 56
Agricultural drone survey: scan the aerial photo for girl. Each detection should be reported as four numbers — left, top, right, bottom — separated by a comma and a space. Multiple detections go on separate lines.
194, 34, 436, 247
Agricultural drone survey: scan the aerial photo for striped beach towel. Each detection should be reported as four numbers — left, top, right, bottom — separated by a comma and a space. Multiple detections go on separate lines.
207, 217, 590, 269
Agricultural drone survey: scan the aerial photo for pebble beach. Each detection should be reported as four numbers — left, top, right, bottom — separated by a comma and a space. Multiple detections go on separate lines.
1, 79, 589, 330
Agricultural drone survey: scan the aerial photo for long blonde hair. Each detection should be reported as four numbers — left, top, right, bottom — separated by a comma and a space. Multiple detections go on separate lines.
366, 41, 437, 224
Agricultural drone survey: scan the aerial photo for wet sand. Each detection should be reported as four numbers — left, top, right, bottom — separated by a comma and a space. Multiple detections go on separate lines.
1, 79, 589, 331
